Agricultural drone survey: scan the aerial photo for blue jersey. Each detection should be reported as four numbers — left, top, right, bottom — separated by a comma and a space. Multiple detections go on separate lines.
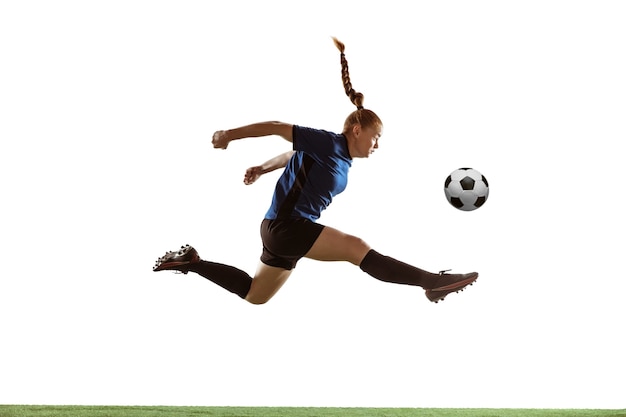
265, 125, 353, 221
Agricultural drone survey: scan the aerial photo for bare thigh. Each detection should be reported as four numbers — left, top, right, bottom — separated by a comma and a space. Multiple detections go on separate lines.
304, 225, 371, 265
245, 262, 293, 305
246, 225, 370, 304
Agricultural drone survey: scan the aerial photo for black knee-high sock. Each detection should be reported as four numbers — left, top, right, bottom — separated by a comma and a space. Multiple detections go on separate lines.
359, 249, 438, 289
186, 261, 252, 299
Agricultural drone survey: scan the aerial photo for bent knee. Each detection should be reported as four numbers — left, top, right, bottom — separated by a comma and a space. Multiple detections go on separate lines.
245, 294, 271, 305
346, 235, 371, 265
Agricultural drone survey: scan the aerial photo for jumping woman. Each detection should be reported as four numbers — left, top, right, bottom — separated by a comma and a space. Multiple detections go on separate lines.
153, 38, 478, 304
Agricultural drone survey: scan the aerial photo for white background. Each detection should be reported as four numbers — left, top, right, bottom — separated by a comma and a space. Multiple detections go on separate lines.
1, 0, 625, 410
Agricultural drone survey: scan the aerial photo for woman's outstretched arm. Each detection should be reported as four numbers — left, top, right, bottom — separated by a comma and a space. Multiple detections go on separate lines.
212, 121, 293, 149
243, 151, 295, 185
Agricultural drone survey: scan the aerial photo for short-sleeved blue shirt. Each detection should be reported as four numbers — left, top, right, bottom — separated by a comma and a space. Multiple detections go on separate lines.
264, 125, 352, 221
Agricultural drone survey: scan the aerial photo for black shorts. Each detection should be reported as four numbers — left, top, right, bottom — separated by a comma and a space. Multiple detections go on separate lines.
260, 218, 325, 270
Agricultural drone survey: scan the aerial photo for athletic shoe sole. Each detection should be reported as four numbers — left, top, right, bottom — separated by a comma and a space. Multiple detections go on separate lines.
153, 244, 200, 274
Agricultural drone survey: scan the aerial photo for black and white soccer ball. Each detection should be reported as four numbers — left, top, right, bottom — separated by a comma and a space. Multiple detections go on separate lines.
444, 168, 489, 211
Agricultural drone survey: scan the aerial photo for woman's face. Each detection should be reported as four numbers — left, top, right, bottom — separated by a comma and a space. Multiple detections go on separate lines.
348, 124, 382, 158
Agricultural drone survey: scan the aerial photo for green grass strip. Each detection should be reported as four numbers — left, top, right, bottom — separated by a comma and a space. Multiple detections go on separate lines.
0, 406, 625, 417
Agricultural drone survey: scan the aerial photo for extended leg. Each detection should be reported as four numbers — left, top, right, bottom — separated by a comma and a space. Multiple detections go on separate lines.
304, 226, 436, 285
304, 226, 478, 302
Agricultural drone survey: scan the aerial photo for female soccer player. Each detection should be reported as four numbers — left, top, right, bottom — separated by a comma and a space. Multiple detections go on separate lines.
153, 38, 478, 304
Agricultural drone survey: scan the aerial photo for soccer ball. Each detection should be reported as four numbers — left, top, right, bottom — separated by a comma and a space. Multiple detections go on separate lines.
444, 168, 489, 211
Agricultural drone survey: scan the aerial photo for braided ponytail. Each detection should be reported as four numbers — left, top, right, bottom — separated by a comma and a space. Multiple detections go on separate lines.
332, 37, 365, 110
331, 37, 383, 135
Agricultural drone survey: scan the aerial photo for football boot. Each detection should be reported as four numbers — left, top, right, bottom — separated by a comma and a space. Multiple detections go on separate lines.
425, 270, 478, 303
153, 244, 200, 274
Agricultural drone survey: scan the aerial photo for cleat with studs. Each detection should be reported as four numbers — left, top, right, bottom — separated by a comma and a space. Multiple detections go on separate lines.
153, 244, 200, 274
425, 271, 478, 303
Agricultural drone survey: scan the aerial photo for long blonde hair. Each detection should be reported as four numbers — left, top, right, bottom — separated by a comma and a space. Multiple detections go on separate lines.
332, 37, 383, 134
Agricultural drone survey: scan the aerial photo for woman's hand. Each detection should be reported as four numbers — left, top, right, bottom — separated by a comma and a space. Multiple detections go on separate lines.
244, 166, 264, 185
243, 151, 294, 185
212, 130, 230, 149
